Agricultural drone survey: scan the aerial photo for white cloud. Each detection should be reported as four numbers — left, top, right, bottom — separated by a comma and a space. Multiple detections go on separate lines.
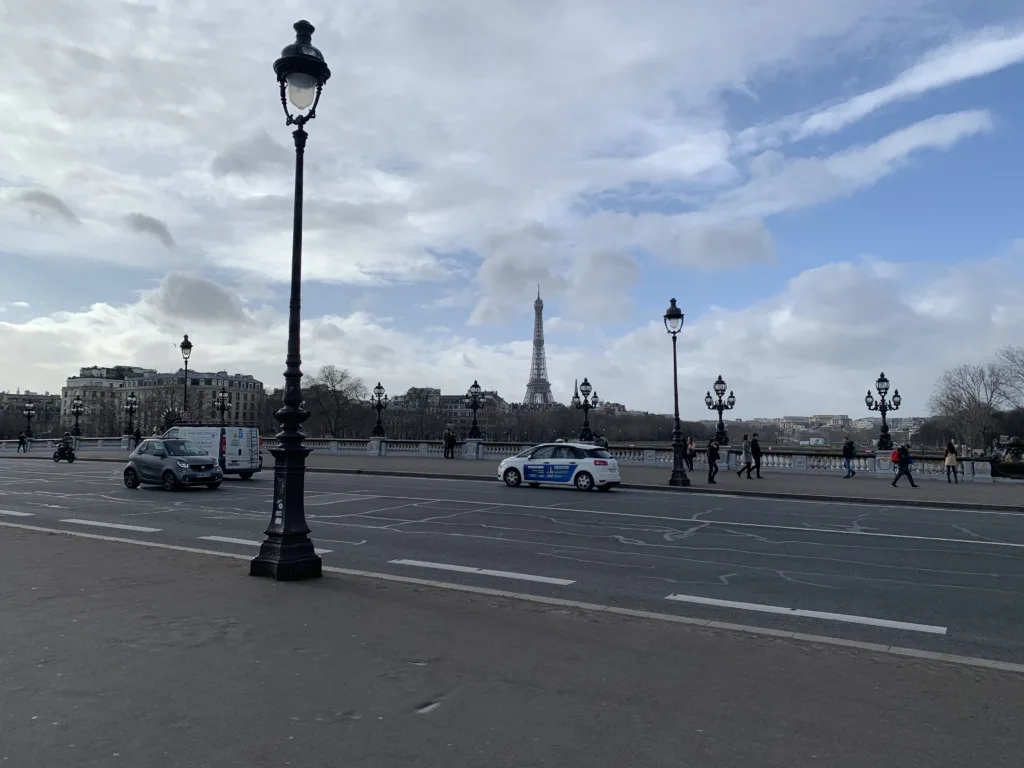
1, 260, 1021, 419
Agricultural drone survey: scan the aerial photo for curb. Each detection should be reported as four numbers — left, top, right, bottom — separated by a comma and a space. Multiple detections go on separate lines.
5, 454, 1021, 514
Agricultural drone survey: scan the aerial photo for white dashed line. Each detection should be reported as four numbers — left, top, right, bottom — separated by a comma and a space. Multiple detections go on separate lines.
198, 536, 333, 555
390, 558, 576, 586
665, 593, 947, 635
0, 510, 34, 517
59, 519, 162, 533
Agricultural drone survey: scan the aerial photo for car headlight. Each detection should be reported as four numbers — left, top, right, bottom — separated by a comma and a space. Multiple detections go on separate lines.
176, 460, 189, 469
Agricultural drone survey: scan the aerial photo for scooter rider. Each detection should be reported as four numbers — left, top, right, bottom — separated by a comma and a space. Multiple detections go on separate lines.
59, 432, 75, 458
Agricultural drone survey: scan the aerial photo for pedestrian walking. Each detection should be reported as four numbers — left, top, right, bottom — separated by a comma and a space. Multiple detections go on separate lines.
707, 440, 720, 484
16, 431, 27, 453
750, 433, 763, 478
841, 435, 857, 478
685, 437, 695, 471
892, 444, 919, 488
443, 428, 457, 459
736, 434, 754, 479
133, 427, 142, 449
944, 441, 959, 484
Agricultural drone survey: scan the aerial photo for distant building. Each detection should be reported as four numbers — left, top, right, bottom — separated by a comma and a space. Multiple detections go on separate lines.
0, 390, 62, 436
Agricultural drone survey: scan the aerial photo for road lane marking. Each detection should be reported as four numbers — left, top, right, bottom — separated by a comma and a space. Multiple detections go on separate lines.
2, 520, 1021, 675
664, 593, 947, 635
0, 510, 34, 517
198, 536, 333, 555
60, 519, 161, 533
390, 558, 575, 586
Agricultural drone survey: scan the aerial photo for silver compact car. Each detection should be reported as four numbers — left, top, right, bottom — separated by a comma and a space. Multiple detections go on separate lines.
124, 438, 223, 491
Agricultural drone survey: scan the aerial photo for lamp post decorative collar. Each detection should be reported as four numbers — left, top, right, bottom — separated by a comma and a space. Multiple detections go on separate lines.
865, 371, 901, 451
370, 382, 388, 437
251, 20, 332, 582
465, 380, 483, 439
705, 375, 736, 445
572, 377, 599, 442
663, 298, 689, 486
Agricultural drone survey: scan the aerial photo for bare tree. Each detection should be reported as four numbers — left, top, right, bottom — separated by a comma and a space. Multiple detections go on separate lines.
927, 363, 1009, 450
303, 365, 368, 437
998, 346, 1024, 408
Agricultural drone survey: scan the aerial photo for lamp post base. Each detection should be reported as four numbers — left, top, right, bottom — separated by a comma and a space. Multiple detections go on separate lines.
877, 433, 894, 451
668, 469, 691, 487
371, 423, 385, 437
578, 425, 594, 442
250, 536, 322, 581
714, 431, 729, 445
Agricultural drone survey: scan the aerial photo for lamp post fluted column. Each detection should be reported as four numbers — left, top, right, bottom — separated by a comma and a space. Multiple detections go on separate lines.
180, 334, 192, 416
663, 299, 690, 487
251, 20, 331, 582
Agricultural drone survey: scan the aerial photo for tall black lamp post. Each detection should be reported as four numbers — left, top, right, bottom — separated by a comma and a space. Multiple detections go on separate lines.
370, 382, 388, 437
180, 334, 193, 415
464, 380, 483, 439
705, 375, 736, 445
124, 392, 138, 434
664, 298, 690, 487
70, 393, 84, 437
865, 372, 901, 451
571, 377, 599, 442
22, 402, 35, 438
215, 387, 231, 427
251, 20, 331, 581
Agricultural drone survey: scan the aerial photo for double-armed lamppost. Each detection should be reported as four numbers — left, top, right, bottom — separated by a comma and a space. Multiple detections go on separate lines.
180, 334, 193, 415
464, 380, 483, 439
70, 393, 84, 436
571, 377, 599, 442
124, 392, 138, 434
663, 298, 690, 487
705, 375, 736, 445
251, 20, 331, 581
370, 382, 388, 437
865, 372, 901, 451
22, 402, 35, 438
215, 387, 231, 427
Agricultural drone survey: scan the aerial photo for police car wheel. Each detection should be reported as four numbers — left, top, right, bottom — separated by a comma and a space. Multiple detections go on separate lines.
503, 468, 522, 487
574, 471, 594, 491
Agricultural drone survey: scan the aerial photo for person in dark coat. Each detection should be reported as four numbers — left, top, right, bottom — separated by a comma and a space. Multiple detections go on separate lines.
891, 444, 919, 488
841, 436, 857, 478
707, 440, 720, 484
17, 431, 27, 453
750, 433, 763, 479
443, 428, 457, 459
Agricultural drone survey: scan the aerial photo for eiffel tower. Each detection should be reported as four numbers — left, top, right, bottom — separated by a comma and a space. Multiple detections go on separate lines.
523, 286, 555, 407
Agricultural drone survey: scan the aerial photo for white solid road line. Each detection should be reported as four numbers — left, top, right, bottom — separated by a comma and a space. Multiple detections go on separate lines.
665, 593, 947, 635
198, 536, 333, 556
390, 558, 576, 586
60, 518, 162, 533
0, 510, 34, 517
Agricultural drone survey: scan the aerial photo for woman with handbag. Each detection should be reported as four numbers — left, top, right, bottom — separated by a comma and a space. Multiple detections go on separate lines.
944, 442, 959, 484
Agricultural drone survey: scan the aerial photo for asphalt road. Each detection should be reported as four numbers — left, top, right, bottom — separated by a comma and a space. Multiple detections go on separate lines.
3, 458, 1024, 664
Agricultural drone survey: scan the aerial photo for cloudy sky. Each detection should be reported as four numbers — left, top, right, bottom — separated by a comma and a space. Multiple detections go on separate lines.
1, 0, 1022, 419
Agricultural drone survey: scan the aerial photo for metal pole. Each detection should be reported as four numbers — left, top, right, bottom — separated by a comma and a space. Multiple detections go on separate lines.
669, 333, 690, 486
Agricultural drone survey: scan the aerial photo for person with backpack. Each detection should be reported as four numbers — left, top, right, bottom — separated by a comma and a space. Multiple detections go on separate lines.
707, 440, 720, 484
892, 444, 919, 488
842, 436, 857, 478
944, 441, 959, 484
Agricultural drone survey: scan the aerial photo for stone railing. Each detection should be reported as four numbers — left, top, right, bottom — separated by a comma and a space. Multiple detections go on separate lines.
0, 435, 1003, 483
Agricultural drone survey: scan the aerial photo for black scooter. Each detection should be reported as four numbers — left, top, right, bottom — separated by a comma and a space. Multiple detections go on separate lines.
52, 444, 76, 463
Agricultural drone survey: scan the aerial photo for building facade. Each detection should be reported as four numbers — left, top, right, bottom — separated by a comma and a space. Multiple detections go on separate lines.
0, 390, 62, 437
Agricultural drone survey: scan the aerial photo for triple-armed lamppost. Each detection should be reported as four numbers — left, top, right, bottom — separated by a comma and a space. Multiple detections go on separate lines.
70, 393, 84, 436
705, 375, 736, 445
215, 387, 231, 427
124, 392, 138, 434
370, 382, 388, 437
22, 401, 34, 438
571, 377, 599, 442
464, 380, 483, 439
663, 298, 690, 486
865, 372, 901, 451
251, 19, 332, 582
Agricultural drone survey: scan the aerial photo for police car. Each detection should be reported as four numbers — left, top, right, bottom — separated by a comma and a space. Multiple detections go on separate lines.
497, 442, 621, 491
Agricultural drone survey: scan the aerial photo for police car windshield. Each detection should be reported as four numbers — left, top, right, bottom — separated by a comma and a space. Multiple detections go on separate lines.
163, 440, 207, 457
585, 448, 611, 458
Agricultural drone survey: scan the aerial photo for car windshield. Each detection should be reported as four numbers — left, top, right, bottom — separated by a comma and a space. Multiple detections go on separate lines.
163, 440, 207, 457
515, 448, 535, 458
585, 448, 612, 458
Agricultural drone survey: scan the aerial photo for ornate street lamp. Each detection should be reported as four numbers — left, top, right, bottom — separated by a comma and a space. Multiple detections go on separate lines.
705, 375, 736, 445
464, 380, 483, 439
215, 387, 231, 427
180, 334, 193, 415
22, 401, 35, 438
571, 377, 599, 442
70, 393, 84, 437
124, 392, 138, 434
865, 371, 901, 451
664, 298, 690, 487
251, 20, 331, 581
370, 382, 388, 437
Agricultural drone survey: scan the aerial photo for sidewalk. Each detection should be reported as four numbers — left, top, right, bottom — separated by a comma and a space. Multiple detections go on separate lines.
2, 527, 1022, 767
11, 450, 1022, 511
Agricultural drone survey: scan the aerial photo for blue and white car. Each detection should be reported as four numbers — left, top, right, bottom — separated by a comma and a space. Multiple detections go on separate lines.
497, 442, 621, 491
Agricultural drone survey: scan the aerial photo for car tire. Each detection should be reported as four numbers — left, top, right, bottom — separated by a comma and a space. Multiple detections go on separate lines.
528, 482, 541, 488
123, 468, 140, 489
161, 471, 178, 491
503, 468, 522, 487
573, 471, 594, 491
207, 482, 221, 490
239, 472, 253, 480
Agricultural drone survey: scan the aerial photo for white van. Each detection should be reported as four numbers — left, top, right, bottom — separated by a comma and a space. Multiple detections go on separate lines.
161, 425, 263, 479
